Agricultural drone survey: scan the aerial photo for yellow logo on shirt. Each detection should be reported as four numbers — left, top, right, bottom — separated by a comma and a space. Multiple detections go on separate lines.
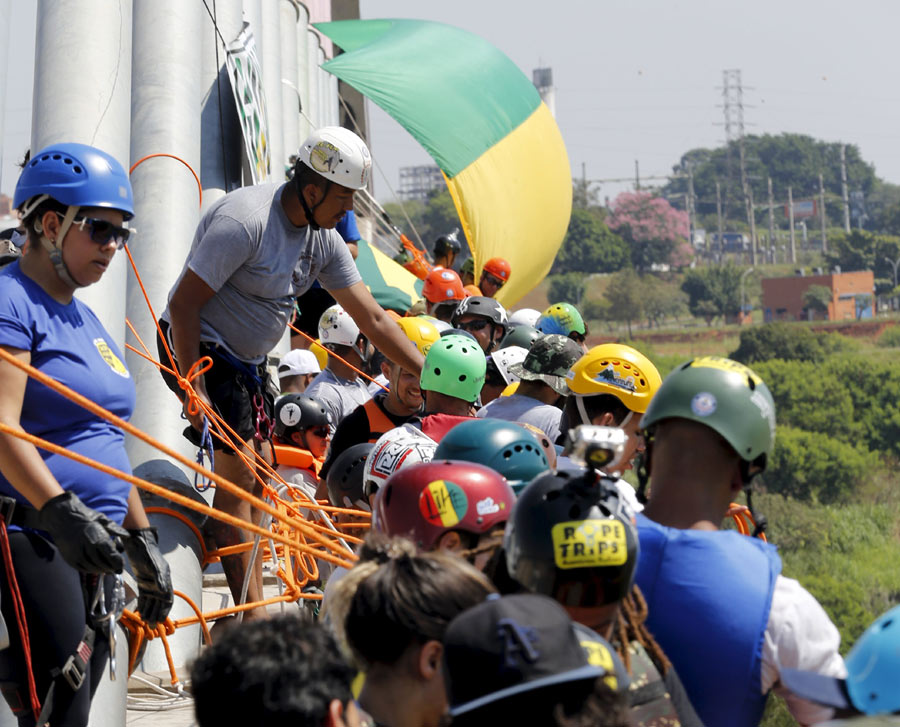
93, 338, 130, 378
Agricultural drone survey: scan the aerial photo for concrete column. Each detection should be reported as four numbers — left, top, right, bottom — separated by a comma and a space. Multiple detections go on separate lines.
330, 74, 340, 126
295, 4, 311, 142
242, 0, 263, 56
32, 0, 133, 350
259, 0, 284, 185
126, 0, 203, 470
317, 46, 328, 127
306, 32, 321, 128
199, 0, 242, 214
279, 0, 300, 181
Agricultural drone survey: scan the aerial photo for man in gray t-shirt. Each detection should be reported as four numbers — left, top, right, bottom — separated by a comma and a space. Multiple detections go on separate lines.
160, 127, 423, 620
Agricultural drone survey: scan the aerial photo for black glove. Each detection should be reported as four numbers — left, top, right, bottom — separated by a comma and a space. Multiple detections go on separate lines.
38, 491, 127, 574
124, 527, 173, 628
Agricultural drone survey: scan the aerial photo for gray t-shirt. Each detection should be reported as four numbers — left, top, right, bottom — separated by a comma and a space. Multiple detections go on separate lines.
305, 368, 372, 429
162, 183, 361, 362
477, 393, 563, 443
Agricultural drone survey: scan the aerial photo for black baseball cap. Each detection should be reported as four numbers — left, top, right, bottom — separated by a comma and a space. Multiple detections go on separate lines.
443, 594, 610, 716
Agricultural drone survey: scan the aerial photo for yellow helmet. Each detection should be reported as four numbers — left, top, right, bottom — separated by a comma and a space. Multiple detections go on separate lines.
566, 343, 662, 413
396, 316, 440, 356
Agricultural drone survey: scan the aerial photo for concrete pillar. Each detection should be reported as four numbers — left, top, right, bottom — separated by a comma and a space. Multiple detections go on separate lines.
126, 0, 204, 470
259, 0, 284, 185
295, 5, 311, 143
31, 0, 133, 350
317, 46, 328, 128
306, 32, 320, 128
242, 0, 263, 56
199, 0, 242, 214
330, 74, 340, 126
279, 0, 300, 182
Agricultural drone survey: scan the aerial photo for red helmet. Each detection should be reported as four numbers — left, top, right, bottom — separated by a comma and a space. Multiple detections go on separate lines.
482, 257, 511, 282
422, 268, 466, 304
373, 460, 515, 551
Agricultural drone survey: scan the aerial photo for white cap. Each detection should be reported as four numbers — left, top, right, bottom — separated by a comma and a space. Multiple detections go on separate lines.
277, 349, 321, 379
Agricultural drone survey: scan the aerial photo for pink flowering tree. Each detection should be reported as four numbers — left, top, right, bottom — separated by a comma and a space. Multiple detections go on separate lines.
606, 191, 690, 271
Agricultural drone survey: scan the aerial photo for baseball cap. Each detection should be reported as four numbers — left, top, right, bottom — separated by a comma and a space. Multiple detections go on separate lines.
443, 594, 610, 717
507, 334, 583, 397
277, 349, 321, 379
780, 604, 900, 716
572, 623, 630, 693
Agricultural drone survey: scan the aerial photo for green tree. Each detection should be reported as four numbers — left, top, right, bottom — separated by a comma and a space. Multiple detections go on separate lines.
553, 208, 630, 275
730, 323, 828, 364
603, 269, 644, 337
547, 272, 587, 306
641, 276, 689, 328
681, 264, 743, 324
825, 229, 900, 281
802, 285, 832, 315
421, 188, 465, 250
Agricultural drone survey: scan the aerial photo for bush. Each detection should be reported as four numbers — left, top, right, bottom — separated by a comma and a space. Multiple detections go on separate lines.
547, 272, 587, 306
877, 325, 900, 348
731, 322, 828, 363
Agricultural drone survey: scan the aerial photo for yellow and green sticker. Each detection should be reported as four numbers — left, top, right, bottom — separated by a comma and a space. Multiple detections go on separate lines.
419, 479, 468, 528
551, 519, 627, 569
690, 356, 762, 387
93, 338, 129, 378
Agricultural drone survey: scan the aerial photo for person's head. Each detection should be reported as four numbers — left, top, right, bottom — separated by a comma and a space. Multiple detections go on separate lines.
639, 356, 775, 508
372, 460, 516, 570
537, 303, 588, 348
383, 317, 440, 413
479, 257, 511, 298
326, 443, 374, 525
420, 334, 486, 411
564, 344, 662, 472
318, 304, 369, 371
508, 307, 542, 328
325, 534, 496, 724
363, 425, 438, 507
443, 594, 624, 727
498, 323, 542, 352
451, 297, 508, 353
504, 470, 639, 638
278, 348, 322, 394
274, 393, 333, 458
481, 346, 528, 405
509, 333, 583, 403
433, 232, 461, 268
14, 143, 135, 290
434, 419, 549, 495
191, 615, 360, 727
293, 127, 371, 230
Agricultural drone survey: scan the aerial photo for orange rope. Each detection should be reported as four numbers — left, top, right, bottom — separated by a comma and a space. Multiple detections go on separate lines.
129, 153, 202, 208
727, 502, 767, 542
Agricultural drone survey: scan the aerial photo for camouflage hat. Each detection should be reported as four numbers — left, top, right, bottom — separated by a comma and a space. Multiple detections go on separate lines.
507, 334, 583, 396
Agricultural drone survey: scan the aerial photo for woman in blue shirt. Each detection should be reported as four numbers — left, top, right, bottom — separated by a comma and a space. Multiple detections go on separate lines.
0, 143, 172, 727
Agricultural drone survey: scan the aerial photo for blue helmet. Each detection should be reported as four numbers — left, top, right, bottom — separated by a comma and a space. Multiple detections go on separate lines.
14, 143, 134, 220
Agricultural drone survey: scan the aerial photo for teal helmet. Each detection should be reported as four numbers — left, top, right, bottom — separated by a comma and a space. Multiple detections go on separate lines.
420, 334, 486, 403
537, 303, 587, 338
433, 419, 549, 494
641, 356, 775, 471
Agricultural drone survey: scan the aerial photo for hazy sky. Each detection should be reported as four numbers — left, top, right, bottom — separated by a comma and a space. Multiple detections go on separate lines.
3, 0, 899, 206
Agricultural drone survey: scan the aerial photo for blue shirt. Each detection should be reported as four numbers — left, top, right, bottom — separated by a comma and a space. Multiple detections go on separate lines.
0, 262, 136, 524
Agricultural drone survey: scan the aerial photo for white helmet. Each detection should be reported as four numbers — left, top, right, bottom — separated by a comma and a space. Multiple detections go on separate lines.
489, 345, 529, 385
363, 425, 438, 497
298, 126, 372, 191
509, 308, 541, 327
318, 304, 361, 348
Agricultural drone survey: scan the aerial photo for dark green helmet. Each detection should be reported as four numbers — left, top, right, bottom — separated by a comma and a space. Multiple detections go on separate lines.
498, 324, 541, 351
640, 356, 776, 470
504, 470, 639, 607
434, 418, 549, 494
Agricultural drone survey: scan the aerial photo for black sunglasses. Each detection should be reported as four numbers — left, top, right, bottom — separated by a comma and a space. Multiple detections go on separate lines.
482, 273, 506, 288
73, 216, 133, 250
307, 427, 330, 438
457, 318, 491, 332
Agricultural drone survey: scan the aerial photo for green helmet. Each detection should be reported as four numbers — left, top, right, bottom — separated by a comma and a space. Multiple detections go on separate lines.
641, 356, 776, 469
537, 303, 586, 337
498, 324, 541, 351
460, 257, 475, 275
433, 419, 550, 494
420, 334, 486, 402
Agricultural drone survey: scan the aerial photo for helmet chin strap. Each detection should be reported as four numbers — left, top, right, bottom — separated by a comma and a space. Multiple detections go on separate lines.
38, 205, 84, 289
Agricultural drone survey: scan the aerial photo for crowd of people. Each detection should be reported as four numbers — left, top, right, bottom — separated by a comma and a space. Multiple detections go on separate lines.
0, 128, 896, 727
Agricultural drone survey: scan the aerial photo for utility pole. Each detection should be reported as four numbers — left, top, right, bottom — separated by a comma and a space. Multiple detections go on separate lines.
840, 144, 851, 233
686, 163, 698, 250
717, 69, 753, 236
635, 159, 640, 191
767, 177, 776, 264
716, 181, 725, 260
819, 173, 827, 253
748, 186, 758, 266
788, 185, 797, 264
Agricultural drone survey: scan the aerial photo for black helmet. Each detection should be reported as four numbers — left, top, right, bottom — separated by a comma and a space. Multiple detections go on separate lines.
498, 324, 541, 351
273, 394, 332, 439
433, 231, 461, 256
326, 443, 374, 511
504, 470, 639, 607
452, 296, 509, 329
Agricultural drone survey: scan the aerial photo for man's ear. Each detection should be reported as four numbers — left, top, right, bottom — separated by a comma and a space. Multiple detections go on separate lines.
436, 530, 462, 552
324, 698, 347, 727
595, 411, 617, 427
418, 640, 443, 681
380, 360, 392, 380
302, 182, 324, 207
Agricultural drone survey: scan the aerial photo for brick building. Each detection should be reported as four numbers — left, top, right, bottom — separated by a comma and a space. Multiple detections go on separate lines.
762, 269, 875, 322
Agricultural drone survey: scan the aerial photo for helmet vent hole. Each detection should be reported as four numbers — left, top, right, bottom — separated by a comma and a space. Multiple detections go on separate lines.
63, 157, 72, 165
73, 166, 82, 174
640, 378, 646, 386
514, 445, 522, 452
880, 618, 893, 630
41, 155, 50, 161
52, 154, 61, 160
747, 376, 756, 390
544, 490, 561, 502
458, 374, 466, 382
503, 450, 512, 459
434, 367, 442, 376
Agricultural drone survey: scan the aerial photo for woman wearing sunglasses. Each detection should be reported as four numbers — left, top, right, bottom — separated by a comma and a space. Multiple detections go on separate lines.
0, 143, 172, 727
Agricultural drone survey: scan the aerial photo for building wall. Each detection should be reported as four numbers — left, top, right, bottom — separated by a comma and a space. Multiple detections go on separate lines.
762, 270, 874, 322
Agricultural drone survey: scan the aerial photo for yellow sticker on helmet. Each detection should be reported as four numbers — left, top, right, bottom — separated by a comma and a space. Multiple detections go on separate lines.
551, 520, 627, 569
690, 356, 763, 387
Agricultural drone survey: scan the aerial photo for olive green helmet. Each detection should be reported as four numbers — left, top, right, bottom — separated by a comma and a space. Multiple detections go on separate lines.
640, 356, 776, 470
420, 334, 486, 402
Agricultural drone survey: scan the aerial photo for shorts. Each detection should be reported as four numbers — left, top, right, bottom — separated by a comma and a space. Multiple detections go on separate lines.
157, 320, 275, 453
293, 287, 336, 339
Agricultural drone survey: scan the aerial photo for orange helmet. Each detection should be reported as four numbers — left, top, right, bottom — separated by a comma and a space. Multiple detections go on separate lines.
422, 268, 466, 304
482, 257, 511, 282
463, 284, 482, 297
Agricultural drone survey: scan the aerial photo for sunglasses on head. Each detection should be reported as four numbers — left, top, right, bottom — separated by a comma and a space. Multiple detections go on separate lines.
307, 427, 330, 438
73, 216, 133, 250
458, 318, 491, 332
